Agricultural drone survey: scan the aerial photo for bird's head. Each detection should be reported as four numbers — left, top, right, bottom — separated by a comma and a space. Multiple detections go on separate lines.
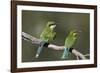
69, 30, 78, 38
47, 21, 56, 29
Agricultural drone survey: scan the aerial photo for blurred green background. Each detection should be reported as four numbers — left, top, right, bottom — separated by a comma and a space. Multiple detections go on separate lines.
22, 10, 90, 62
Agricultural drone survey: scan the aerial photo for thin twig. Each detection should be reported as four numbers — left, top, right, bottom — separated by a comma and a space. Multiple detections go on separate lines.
84, 54, 90, 57
22, 32, 87, 60
77, 56, 79, 60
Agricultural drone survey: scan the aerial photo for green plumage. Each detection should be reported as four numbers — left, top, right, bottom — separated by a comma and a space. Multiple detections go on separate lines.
64, 31, 77, 48
40, 21, 56, 42
61, 31, 77, 59
35, 21, 56, 58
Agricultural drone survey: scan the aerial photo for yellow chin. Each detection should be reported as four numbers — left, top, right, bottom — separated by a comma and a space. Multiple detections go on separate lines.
50, 25, 56, 29
73, 33, 77, 36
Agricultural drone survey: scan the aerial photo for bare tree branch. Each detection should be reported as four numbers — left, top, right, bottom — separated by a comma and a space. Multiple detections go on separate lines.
22, 32, 87, 60
72, 49, 86, 59
22, 32, 42, 45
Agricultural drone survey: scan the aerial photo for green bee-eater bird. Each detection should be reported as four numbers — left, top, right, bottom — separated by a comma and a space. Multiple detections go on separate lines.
61, 31, 77, 59
35, 21, 56, 58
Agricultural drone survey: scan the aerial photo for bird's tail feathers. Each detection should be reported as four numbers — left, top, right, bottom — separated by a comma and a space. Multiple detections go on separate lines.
61, 48, 69, 59
35, 45, 43, 58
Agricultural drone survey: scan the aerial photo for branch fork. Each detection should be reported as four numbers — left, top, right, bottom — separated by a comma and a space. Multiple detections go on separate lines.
22, 32, 88, 60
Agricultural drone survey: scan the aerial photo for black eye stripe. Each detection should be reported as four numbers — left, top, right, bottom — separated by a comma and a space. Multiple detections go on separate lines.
49, 24, 55, 26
